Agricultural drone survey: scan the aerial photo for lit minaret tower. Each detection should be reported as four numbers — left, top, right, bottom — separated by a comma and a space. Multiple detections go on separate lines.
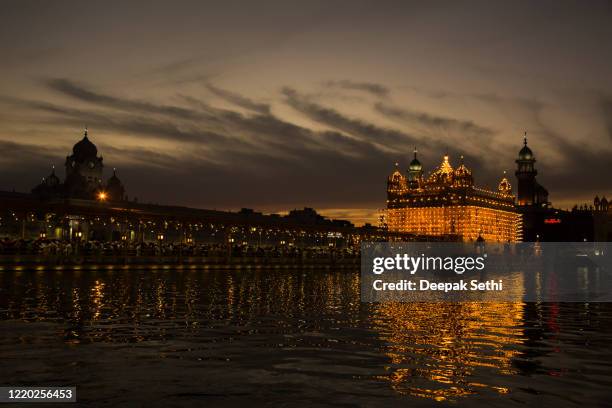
515, 132, 537, 206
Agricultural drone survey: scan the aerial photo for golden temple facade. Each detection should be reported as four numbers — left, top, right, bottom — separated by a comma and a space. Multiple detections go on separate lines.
386, 151, 522, 242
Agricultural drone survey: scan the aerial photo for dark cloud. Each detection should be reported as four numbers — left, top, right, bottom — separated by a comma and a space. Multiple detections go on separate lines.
282, 87, 422, 150
0, 78, 608, 219
0, 139, 65, 192
0, 83, 398, 211
1, 0, 612, 222
324, 80, 389, 98
279, 87, 514, 193
45, 78, 204, 120
374, 102, 495, 138
7, 96, 230, 147
206, 84, 270, 114
498, 98, 612, 202
530, 127, 612, 198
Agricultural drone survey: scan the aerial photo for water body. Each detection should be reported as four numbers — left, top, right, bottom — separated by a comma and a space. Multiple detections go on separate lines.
0, 267, 611, 407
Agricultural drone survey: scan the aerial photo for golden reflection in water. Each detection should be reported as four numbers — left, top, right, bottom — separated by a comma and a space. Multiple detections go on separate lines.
71, 287, 81, 322
90, 280, 105, 320
371, 301, 524, 401
156, 278, 166, 318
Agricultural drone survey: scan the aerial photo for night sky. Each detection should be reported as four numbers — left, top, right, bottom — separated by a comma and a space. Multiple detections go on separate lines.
1, 0, 611, 224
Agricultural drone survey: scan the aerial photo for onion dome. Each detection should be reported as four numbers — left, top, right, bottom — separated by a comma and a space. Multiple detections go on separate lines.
454, 156, 471, 177
72, 128, 98, 161
388, 162, 407, 191
518, 133, 533, 160
388, 163, 405, 183
453, 155, 473, 187
498, 171, 512, 195
107, 168, 121, 185
428, 154, 454, 184
408, 148, 422, 172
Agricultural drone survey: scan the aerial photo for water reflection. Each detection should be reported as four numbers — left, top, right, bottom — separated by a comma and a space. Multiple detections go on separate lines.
371, 302, 523, 400
0, 267, 611, 405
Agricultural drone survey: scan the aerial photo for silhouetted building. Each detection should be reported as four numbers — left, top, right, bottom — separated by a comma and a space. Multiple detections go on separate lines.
32, 129, 126, 201
593, 196, 612, 241
514, 136, 609, 241
515, 133, 549, 207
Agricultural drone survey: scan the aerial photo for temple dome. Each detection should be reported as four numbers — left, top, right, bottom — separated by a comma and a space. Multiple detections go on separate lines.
72, 129, 98, 161
389, 169, 405, 183
428, 154, 454, 184
409, 157, 422, 171
498, 172, 512, 195
454, 158, 472, 178
388, 163, 407, 192
408, 148, 422, 171
518, 134, 533, 160
452, 156, 473, 187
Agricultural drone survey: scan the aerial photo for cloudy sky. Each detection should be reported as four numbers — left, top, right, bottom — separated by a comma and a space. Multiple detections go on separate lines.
1, 0, 611, 224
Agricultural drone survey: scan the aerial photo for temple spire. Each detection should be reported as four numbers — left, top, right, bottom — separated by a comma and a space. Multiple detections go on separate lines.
523, 131, 527, 146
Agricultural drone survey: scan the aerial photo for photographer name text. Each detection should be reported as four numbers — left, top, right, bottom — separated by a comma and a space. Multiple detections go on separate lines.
372, 279, 503, 292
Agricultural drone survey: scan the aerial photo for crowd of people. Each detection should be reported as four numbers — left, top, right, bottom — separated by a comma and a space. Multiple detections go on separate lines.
0, 238, 358, 260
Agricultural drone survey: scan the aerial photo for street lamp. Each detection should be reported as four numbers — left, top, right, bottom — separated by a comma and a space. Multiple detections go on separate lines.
97, 191, 107, 201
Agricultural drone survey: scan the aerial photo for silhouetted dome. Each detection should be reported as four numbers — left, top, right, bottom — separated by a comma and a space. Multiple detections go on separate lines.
108, 171, 120, 185
72, 129, 98, 161
47, 166, 60, 186
518, 145, 533, 160
518, 135, 533, 160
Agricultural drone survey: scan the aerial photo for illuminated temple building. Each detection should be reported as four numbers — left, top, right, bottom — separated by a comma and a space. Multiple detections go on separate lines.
386, 150, 521, 242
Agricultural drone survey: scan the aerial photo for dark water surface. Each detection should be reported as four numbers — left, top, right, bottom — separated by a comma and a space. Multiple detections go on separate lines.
1, 266, 611, 407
